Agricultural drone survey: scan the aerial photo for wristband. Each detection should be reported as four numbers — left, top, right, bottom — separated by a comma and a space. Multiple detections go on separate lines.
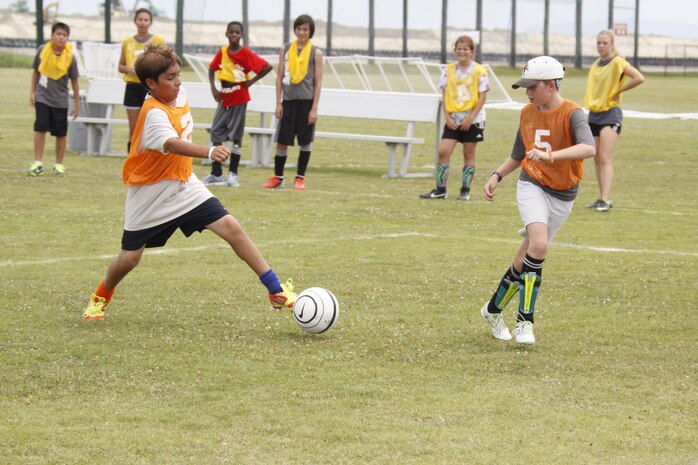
208, 146, 215, 160
490, 171, 503, 183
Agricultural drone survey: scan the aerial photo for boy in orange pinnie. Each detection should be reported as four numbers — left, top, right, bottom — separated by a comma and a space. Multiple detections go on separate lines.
83, 45, 296, 321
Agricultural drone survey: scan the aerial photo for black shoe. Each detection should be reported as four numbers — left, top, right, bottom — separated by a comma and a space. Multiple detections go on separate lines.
420, 189, 447, 199
596, 200, 613, 212
458, 188, 471, 201
585, 199, 603, 209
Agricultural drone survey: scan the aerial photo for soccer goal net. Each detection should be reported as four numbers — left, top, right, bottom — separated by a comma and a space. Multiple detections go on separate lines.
183, 53, 513, 105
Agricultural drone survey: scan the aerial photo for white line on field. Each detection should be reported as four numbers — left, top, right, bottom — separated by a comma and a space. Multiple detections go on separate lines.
2, 231, 696, 269
0, 232, 433, 268
477, 236, 698, 257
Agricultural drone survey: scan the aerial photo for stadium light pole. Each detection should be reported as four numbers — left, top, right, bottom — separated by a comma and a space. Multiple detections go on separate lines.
633, 0, 639, 67
35, 0, 43, 46
575, 0, 582, 68
105, 0, 111, 43
543, 0, 550, 56
242, 0, 249, 47
176, 0, 184, 58
509, 0, 517, 67
440, 0, 447, 64
475, 0, 482, 62
283, 0, 290, 45
327, 0, 333, 56
402, 0, 408, 58
608, 0, 614, 29
368, 0, 375, 56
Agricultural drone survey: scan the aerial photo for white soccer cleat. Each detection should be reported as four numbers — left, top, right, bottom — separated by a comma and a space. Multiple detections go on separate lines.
226, 172, 239, 187
480, 303, 512, 341
513, 320, 535, 345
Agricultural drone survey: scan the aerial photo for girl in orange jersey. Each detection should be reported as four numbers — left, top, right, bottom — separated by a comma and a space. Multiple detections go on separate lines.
83, 45, 296, 321
479, 56, 596, 345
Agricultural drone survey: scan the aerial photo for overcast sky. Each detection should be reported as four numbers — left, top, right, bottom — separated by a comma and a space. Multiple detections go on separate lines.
2, 0, 696, 39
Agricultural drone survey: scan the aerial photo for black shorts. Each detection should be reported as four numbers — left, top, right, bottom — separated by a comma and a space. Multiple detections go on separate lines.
441, 122, 485, 144
588, 122, 622, 137
275, 99, 316, 146
123, 82, 149, 108
121, 197, 229, 250
34, 101, 68, 137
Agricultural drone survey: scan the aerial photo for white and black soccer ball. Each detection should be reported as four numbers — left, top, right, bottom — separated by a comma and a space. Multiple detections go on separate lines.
292, 287, 339, 334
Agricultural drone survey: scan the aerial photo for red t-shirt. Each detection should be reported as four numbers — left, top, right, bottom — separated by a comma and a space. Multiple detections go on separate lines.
209, 47, 269, 107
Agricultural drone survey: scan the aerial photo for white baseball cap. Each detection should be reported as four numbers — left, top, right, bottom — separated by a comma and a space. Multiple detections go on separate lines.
512, 56, 565, 89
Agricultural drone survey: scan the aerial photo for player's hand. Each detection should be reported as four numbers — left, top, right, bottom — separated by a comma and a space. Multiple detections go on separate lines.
483, 177, 498, 201
275, 103, 283, 120
211, 88, 221, 103
308, 108, 318, 125
445, 116, 457, 130
70, 106, 79, 120
209, 145, 230, 163
526, 148, 552, 163
459, 118, 473, 131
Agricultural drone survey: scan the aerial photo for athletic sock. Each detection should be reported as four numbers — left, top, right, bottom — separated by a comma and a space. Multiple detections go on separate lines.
229, 154, 241, 175
435, 163, 449, 191
259, 269, 283, 295
95, 280, 115, 303
517, 254, 545, 323
297, 150, 311, 177
487, 265, 521, 314
274, 149, 287, 178
462, 165, 475, 191
229, 144, 242, 174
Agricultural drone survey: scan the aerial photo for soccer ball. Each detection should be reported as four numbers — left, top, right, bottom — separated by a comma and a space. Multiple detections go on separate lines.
293, 287, 339, 334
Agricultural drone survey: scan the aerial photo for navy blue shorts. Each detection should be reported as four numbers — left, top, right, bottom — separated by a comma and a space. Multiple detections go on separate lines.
34, 102, 68, 137
121, 197, 228, 250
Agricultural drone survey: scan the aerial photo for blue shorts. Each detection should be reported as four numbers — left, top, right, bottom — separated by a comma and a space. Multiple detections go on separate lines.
121, 197, 228, 250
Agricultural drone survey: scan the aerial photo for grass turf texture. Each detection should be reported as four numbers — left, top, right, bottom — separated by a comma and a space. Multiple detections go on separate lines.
1, 65, 697, 464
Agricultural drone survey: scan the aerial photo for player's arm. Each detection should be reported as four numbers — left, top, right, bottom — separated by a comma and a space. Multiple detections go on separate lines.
613, 64, 645, 99
275, 46, 285, 119
484, 128, 524, 201
164, 137, 230, 162
70, 78, 80, 119
118, 46, 134, 76
245, 63, 273, 88
441, 88, 457, 130
308, 48, 323, 125
460, 90, 487, 131
29, 69, 39, 106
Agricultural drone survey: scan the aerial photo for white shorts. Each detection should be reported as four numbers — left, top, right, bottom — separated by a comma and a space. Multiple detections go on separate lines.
517, 180, 573, 243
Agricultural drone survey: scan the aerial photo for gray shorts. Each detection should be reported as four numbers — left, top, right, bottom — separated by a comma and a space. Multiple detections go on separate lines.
210, 103, 246, 144
517, 180, 573, 243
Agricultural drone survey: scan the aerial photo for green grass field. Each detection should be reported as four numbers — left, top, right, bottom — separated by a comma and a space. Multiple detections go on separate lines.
1, 65, 697, 465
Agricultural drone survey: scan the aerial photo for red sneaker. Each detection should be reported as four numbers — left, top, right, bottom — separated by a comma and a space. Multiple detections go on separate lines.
261, 176, 284, 189
294, 177, 305, 190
